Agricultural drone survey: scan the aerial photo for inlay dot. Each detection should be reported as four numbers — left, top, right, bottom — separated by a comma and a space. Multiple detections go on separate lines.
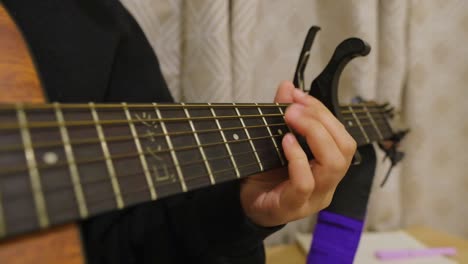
233, 133, 239, 140
277, 129, 283, 135
43, 152, 58, 165
348, 121, 354, 126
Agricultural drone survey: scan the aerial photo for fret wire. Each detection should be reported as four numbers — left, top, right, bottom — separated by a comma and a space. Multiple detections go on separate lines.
54, 103, 88, 218
123, 103, 157, 200
348, 106, 370, 143
89, 103, 124, 209
16, 104, 49, 228
362, 104, 383, 140
5, 141, 283, 202
256, 103, 284, 166
276, 103, 293, 133
153, 103, 187, 192
209, 103, 240, 178
0, 191, 5, 236
6, 150, 284, 226
233, 103, 263, 171
372, 106, 393, 137
182, 103, 215, 185
0, 122, 288, 153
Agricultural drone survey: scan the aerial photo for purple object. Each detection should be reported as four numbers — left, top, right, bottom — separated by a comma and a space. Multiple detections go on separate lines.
375, 247, 457, 260
307, 211, 364, 264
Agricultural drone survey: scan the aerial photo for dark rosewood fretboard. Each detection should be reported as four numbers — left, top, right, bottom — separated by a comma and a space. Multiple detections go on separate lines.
0, 102, 393, 240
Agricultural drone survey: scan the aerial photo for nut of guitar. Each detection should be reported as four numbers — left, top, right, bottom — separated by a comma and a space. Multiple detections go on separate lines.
0, 4, 85, 264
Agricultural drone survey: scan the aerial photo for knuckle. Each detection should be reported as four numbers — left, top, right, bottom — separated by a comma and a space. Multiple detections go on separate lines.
323, 155, 347, 173
295, 182, 313, 196
344, 138, 357, 156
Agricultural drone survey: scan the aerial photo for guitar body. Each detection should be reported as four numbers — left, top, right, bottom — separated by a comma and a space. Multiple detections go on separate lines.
0, 4, 85, 263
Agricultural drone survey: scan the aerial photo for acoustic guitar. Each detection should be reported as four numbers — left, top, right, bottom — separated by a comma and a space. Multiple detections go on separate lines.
0, 4, 398, 263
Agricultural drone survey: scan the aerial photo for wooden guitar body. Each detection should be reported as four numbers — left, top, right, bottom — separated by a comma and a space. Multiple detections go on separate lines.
0, 4, 85, 263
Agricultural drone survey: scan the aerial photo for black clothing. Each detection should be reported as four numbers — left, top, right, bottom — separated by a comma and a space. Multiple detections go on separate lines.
3, 0, 280, 263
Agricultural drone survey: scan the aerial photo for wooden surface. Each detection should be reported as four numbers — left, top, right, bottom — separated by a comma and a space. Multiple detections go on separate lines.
0, 224, 84, 264
0, 3, 85, 264
0, 3, 43, 103
406, 225, 468, 263
266, 226, 468, 264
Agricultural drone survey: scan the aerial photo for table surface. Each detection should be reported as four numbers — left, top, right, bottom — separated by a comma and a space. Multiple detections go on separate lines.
265, 226, 468, 264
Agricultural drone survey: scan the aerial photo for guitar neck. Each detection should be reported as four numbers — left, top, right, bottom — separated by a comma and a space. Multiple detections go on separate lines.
0, 102, 393, 239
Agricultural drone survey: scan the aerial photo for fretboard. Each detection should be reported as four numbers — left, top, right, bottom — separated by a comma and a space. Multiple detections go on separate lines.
0, 102, 393, 239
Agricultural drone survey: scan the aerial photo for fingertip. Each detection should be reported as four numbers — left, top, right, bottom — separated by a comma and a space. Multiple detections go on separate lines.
283, 133, 297, 146
279, 80, 295, 89
284, 103, 304, 126
292, 89, 321, 109
274, 81, 296, 103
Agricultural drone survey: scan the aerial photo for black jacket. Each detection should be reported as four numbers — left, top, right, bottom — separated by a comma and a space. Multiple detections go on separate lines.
3, 0, 280, 263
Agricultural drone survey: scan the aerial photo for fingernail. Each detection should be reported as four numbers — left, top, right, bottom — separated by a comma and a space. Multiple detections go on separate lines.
285, 133, 297, 144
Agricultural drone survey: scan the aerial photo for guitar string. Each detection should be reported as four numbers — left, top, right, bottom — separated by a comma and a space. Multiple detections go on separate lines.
0, 102, 388, 110
0, 132, 286, 177
3, 144, 280, 202
0, 111, 389, 153
1, 118, 390, 205
0, 123, 287, 152
0, 114, 391, 177
5, 148, 288, 225
0, 107, 392, 228
4, 102, 393, 224
0, 104, 391, 130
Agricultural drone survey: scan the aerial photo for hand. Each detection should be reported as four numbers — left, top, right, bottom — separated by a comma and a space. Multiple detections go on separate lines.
240, 81, 357, 227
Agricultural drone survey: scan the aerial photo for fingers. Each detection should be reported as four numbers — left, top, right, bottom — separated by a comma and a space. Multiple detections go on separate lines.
280, 133, 315, 209
291, 89, 357, 162
274, 81, 296, 103
285, 103, 345, 172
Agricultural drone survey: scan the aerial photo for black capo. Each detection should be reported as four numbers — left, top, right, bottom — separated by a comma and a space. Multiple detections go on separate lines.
292, 26, 409, 187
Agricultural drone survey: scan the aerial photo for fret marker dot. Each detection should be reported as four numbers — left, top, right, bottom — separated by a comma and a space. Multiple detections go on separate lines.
348, 121, 354, 126
43, 152, 58, 165
233, 133, 239, 140
277, 129, 283, 135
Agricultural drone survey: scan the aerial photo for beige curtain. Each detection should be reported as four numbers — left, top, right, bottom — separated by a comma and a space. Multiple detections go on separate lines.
120, 0, 468, 244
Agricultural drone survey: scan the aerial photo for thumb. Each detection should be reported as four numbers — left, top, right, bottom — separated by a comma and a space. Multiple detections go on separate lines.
280, 133, 315, 210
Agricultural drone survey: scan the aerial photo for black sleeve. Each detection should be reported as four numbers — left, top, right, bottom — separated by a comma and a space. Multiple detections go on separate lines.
165, 181, 284, 263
